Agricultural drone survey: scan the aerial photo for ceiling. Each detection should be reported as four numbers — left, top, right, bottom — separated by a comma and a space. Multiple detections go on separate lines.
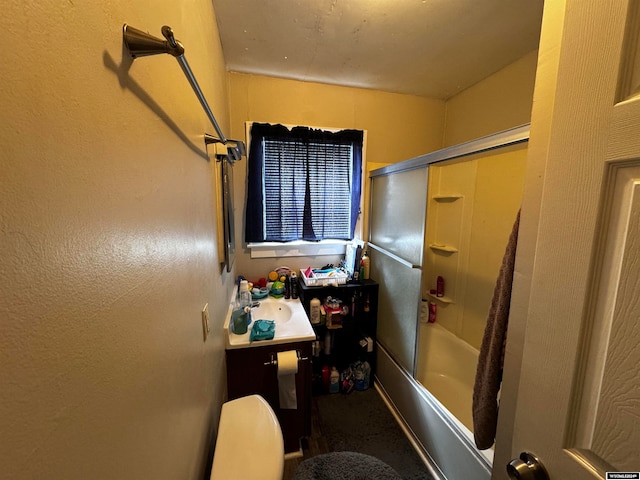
211, 0, 545, 100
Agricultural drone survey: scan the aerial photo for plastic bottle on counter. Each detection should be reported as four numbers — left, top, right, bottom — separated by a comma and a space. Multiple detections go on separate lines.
238, 280, 252, 326
283, 275, 291, 299
310, 297, 321, 324
238, 280, 251, 307
329, 367, 340, 393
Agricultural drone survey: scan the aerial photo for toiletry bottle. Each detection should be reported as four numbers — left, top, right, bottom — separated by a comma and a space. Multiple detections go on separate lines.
283, 275, 291, 299
231, 307, 249, 335
436, 276, 444, 297
329, 367, 340, 393
310, 297, 321, 324
362, 361, 371, 390
428, 302, 437, 323
354, 361, 365, 391
361, 250, 370, 280
238, 280, 252, 326
290, 272, 299, 299
324, 329, 331, 355
322, 365, 330, 392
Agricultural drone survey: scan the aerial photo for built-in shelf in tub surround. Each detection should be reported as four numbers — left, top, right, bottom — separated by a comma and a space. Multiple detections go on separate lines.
425, 292, 454, 304
432, 194, 463, 202
428, 243, 459, 254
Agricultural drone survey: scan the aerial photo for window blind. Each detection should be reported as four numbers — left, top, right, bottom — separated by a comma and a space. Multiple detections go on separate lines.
245, 123, 363, 243
263, 139, 353, 241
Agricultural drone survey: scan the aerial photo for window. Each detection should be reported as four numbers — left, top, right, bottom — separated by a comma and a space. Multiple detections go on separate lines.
245, 123, 364, 244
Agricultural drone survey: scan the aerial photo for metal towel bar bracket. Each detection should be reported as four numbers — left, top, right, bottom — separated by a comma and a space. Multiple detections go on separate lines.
264, 351, 309, 367
122, 24, 246, 161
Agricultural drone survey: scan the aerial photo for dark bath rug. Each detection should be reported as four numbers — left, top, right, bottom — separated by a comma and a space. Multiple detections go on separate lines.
315, 388, 435, 480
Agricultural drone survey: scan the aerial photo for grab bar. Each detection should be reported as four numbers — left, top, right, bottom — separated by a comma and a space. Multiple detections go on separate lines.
122, 24, 245, 160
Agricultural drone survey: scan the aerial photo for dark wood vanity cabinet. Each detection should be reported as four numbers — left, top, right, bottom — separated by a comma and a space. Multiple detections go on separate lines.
225, 340, 312, 453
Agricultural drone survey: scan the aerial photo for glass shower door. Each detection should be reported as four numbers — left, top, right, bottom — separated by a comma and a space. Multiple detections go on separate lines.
369, 166, 428, 374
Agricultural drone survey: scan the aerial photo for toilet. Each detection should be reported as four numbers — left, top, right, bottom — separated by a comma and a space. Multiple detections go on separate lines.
210, 394, 285, 480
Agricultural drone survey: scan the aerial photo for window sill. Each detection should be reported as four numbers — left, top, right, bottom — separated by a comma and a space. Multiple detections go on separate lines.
247, 240, 348, 258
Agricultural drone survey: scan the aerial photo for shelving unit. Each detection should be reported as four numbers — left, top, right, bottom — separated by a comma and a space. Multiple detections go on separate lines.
298, 278, 378, 395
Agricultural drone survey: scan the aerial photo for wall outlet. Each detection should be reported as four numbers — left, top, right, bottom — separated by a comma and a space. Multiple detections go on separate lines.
202, 303, 210, 341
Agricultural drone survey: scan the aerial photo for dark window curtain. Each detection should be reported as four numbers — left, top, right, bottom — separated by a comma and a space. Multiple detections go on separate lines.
245, 123, 363, 243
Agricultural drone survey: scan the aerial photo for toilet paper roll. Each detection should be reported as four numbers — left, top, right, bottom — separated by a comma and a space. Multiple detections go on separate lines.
277, 350, 298, 410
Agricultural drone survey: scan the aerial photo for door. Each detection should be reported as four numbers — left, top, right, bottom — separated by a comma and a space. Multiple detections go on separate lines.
497, 0, 640, 478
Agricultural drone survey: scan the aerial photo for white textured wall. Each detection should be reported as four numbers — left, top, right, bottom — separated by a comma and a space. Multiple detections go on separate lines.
0, 1, 234, 479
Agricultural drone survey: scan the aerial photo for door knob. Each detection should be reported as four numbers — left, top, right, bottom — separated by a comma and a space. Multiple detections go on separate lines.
507, 452, 549, 480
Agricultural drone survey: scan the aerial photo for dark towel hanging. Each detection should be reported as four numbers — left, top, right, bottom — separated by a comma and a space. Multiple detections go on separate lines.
472, 209, 520, 450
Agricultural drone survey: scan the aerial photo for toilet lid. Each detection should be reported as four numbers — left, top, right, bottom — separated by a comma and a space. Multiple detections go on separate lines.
210, 395, 284, 480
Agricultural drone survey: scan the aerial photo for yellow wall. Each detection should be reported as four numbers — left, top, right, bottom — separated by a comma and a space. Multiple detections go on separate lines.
1, 1, 233, 479
443, 50, 539, 147
227, 72, 446, 279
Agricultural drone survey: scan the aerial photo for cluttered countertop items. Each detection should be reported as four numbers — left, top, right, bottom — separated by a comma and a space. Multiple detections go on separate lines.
224, 268, 314, 349
224, 250, 372, 349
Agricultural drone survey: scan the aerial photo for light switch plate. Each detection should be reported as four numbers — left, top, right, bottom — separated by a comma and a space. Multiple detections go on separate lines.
202, 303, 210, 341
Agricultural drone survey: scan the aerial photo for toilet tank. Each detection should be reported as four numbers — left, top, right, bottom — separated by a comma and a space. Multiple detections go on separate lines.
210, 394, 284, 480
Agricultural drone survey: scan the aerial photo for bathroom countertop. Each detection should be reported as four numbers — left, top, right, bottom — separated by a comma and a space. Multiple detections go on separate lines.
224, 295, 315, 349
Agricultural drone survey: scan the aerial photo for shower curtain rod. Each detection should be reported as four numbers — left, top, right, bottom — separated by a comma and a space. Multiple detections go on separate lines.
122, 24, 246, 161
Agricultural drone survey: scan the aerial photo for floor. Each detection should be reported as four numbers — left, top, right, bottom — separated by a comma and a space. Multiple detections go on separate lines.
282, 389, 433, 480
283, 397, 329, 480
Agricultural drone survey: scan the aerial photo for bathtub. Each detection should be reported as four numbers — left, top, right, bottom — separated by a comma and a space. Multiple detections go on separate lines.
417, 322, 479, 436
375, 323, 493, 480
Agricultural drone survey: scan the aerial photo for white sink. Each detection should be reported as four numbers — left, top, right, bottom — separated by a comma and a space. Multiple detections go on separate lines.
224, 294, 315, 349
